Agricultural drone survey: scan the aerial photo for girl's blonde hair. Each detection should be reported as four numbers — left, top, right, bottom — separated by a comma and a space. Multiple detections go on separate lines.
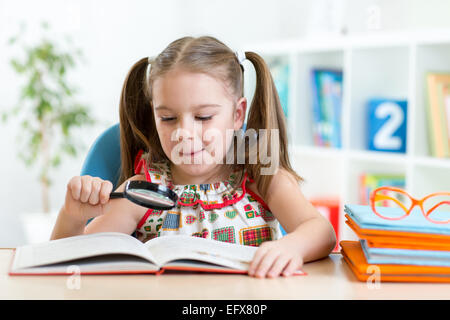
118, 36, 302, 200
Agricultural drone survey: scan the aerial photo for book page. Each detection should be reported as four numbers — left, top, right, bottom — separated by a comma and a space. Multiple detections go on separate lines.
163, 259, 247, 272
145, 235, 257, 269
12, 232, 157, 271
14, 255, 160, 274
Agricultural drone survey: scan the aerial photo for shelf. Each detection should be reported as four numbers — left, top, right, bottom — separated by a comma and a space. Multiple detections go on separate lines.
244, 29, 450, 55
290, 144, 343, 159
413, 156, 450, 169
348, 149, 407, 164
414, 42, 450, 157
244, 30, 450, 243
348, 46, 410, 151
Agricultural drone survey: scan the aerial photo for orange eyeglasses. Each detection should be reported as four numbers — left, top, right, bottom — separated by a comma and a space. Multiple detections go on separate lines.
369, 186, 450, 224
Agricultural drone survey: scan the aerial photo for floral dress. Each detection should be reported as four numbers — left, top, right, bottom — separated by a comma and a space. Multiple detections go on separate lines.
133, 151, 282, 246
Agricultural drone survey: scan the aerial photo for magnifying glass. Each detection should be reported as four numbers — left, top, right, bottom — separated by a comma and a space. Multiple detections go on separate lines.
109, 180, 178, 210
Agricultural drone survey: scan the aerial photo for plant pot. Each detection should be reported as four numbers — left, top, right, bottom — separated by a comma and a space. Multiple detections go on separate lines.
19, 211, 58, 244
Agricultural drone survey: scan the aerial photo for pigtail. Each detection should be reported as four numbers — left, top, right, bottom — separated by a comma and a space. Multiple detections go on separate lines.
244, 52, 303, 199
118, 57, 166, 185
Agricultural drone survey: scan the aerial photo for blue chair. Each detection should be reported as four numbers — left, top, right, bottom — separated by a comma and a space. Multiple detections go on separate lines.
80, 122, 287, 236
80, 123, 121, 188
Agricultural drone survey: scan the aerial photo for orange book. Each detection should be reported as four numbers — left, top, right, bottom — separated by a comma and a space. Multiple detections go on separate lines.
345, 214, 450, 251
340, 241, 450, 283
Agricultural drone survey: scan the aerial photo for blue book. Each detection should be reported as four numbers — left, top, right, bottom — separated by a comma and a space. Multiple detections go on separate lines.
344, 204, 450, 235
367, 98, 407, 153
328, 72, 343, 148
269, 57, 289, 118
311, 69, 343, 147
311, 70, 324, 146
319, 72, 334, 146
360, 240, 450, 267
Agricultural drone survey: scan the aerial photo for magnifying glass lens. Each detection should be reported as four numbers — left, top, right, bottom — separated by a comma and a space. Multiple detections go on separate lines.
110, 180, 178, 210
127, 188, 175, 207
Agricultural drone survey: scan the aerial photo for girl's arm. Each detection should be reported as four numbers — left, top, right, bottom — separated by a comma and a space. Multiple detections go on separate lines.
50, 174, 148, 240
247, 168, 337, 278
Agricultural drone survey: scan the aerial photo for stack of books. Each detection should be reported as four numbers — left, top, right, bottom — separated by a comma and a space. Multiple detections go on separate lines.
340, 204, 450, 283
426, 72, 450, 158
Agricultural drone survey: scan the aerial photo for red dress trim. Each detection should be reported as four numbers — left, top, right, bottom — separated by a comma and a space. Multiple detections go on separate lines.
135, 149, 153, 229
134, 149, 144, 174
245, 184, 270, 212
177, 172, 248, 210
137, 207, 154, 229
134, 149, 151, 181
245, 173, 270, 211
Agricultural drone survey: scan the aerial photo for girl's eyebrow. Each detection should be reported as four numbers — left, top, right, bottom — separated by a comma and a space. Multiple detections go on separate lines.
155, 104, 222, 111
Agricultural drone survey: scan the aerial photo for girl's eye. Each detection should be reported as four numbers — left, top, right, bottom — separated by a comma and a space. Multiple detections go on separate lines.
160, 116, 212, 122
196, 116, 212, 121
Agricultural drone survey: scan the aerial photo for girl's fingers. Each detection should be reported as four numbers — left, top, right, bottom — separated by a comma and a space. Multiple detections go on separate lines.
88, 178, 102, 205
254, 250, 279, 278
69, 176, 82, 201
282, 256, 303, 277
80, 176, 93, 203
99, 180, 113, 204
267, 255, 291, 278
248, 246, 268, 276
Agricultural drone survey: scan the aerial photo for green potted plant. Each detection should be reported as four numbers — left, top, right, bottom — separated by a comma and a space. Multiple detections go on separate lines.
3, 21, 96, 222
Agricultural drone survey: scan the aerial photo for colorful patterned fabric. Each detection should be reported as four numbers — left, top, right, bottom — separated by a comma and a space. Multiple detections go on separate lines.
240, 225, 272, 247
134, 151, 282, 246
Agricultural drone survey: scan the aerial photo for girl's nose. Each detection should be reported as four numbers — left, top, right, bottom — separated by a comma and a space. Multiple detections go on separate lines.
173, 117, 202, 142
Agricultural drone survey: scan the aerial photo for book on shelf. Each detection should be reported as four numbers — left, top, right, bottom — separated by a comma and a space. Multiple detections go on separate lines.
425, 72, 450, 158
310, 68, 343, 148
267, 56, 290, 118
310, 198, 340, 252
438, 81, 450, 151
366, 98, 407, 153
9, 232, 306, 276
359, 173, 405, 205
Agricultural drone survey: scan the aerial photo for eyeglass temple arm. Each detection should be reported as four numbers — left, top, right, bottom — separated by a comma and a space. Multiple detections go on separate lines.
373, 194, 409, 212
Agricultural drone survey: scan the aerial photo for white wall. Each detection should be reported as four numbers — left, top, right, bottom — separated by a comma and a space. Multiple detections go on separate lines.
1, 0, 450, 246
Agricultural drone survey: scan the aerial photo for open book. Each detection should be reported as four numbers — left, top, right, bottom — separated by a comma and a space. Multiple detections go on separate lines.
9, 232, 306, 276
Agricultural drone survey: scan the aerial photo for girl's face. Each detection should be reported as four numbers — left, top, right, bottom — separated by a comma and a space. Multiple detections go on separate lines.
152, 68, 246, 180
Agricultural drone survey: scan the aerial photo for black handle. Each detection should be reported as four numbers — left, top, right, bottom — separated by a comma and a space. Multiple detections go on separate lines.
109, 192, 125, 199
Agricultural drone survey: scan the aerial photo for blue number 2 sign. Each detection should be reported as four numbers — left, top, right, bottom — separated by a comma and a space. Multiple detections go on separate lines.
367, 99, 407, 153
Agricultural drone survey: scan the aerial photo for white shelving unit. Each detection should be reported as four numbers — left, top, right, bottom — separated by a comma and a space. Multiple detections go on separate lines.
242, 30, 450, 242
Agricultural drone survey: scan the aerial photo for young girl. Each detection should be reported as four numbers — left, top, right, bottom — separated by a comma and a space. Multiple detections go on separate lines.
51, 36, 336, 278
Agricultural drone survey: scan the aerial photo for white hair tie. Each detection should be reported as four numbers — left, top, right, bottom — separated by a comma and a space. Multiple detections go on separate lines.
235, 50, 246, 65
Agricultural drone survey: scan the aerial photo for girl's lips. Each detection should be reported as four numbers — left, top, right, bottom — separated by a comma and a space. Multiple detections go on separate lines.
181, 148, 204, 156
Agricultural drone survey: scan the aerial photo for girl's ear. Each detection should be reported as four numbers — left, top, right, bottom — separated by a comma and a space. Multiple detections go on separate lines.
234, 97, 247, 130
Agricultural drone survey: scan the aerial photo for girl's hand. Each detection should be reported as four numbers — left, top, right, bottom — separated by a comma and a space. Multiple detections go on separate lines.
248, 235, 304, 278
63, 175, 114, 223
